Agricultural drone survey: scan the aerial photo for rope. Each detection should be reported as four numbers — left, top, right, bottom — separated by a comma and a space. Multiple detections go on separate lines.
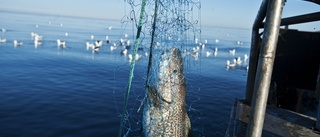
146, 0, 159, 87
118, 0, 147, 136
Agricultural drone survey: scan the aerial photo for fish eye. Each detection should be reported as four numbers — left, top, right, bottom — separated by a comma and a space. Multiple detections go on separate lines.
173, 70, 177, 73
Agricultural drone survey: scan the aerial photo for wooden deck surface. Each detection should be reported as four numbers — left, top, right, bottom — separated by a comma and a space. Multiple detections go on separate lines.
226, 100, 320, 137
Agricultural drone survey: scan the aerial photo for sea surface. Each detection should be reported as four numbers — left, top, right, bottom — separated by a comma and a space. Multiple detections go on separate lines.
0, 11, 251, 137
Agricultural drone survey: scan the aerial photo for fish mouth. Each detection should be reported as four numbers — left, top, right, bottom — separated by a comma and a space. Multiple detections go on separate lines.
148, 85, 172, 105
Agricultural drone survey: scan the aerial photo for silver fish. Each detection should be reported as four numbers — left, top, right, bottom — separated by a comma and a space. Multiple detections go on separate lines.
142, 48, 192, 137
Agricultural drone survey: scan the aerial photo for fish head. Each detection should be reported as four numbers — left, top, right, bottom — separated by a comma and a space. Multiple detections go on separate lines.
156, 48, 185, 104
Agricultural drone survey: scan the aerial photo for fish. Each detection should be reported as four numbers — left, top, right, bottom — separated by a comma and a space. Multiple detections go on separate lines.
142, 48, 193, 137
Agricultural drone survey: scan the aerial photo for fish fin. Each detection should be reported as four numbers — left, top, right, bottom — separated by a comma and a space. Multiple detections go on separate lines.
185, 114, 193, 137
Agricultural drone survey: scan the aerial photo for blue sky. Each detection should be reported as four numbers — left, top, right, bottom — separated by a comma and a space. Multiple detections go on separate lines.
0, 0, 319, 30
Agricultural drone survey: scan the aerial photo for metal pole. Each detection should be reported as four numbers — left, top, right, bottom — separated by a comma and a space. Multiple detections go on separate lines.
245, 0, 268, 104
246, 0, 284, 137
259, 11, 320, 28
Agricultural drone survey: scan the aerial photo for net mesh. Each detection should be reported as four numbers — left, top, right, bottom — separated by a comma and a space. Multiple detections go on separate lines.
117, 0, 203, 136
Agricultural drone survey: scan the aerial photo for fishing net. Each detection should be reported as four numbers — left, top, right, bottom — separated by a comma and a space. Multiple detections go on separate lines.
117, 0, 203, 136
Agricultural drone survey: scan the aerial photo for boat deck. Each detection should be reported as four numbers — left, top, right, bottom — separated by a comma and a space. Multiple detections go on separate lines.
227, 100, 320, 137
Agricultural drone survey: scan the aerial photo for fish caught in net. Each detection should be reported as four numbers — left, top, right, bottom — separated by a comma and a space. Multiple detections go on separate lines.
118, 0, 202, 136
142, 48, 193, 137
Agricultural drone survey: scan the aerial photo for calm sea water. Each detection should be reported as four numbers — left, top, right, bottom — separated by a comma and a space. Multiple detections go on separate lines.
0, 11, 251, 137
